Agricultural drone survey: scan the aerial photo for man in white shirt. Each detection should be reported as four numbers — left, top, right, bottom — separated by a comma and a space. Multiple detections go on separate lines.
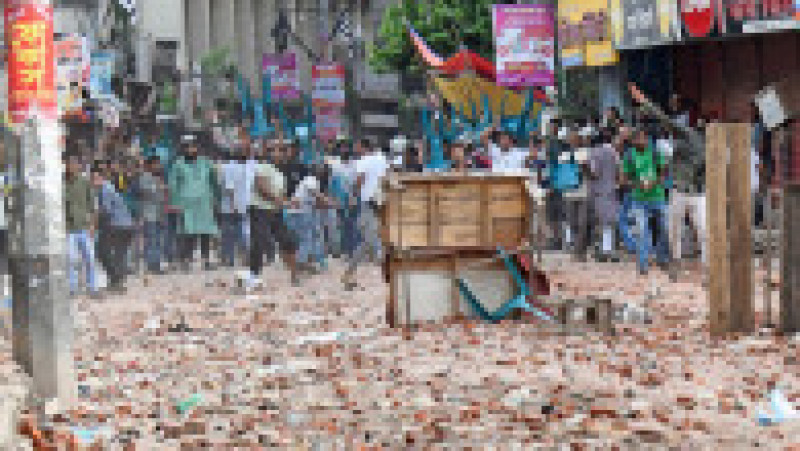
217, 144, 252, 267
342, 139, 389, 290
486, 130, 529, 173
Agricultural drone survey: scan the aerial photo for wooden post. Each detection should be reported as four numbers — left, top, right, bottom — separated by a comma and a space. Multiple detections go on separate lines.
706, 123, 755, 336
728, 123, 754, 333
781, 183, 800, 333
706, 124, 731, 336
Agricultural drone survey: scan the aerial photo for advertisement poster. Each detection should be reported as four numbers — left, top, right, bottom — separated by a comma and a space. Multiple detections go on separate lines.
614, 0, 682, 48
90, 51, 115, 100
54, 34, 89, 113
315, 109, 343, 141
680, 0, 725, 38
723, 0, 799, 34
5, 2, 57, 124
557, 0, 618, 68
312, 63, 345, 109
492, 4, 555, 87
262, 53, 299, 100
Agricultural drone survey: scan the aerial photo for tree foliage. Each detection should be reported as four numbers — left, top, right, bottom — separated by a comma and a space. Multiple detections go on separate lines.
200, 47, 233, 77
369, 0, 517, 75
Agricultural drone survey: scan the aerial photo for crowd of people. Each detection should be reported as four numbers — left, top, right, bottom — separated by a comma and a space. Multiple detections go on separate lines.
62, 84, 786, 297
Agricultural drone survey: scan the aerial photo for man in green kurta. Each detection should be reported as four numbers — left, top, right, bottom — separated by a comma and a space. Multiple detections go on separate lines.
169, 136, 220, 270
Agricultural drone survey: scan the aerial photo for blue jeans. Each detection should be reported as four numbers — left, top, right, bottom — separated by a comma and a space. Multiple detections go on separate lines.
618, 192, 637, 253
633, 200, 671, 272
286, 211, 314, 265
340, 205, 360, 258
142, 221, 164, 271
67, 230, 97, 294
219, 213, 246, 267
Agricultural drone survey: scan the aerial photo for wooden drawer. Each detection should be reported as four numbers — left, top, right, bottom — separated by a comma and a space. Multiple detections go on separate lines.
439, 224, 481, 247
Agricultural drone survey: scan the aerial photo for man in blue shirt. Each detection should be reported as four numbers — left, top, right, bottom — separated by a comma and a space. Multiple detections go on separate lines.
92, 164, 135, 294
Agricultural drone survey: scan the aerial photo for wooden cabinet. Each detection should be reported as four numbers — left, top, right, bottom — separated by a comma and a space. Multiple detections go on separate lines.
382, 174, 531, 251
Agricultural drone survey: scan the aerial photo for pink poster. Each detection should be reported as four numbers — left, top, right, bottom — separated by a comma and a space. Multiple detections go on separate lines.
315, 108, 343, 141
492, 4, 555, 87
262, 53, 299, 100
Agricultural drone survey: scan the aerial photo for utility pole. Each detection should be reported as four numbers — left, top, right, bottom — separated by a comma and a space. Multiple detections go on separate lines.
6, 0, 75, 408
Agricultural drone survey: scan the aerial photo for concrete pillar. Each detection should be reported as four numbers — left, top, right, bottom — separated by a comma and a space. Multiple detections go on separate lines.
186, 0, 211, 67
236, 0, 257, 87
211, 0, 236, 62
294, 0, 313, 94
5, 0, 74, 409
9, 121, 75, 408
254, 0, 277, 70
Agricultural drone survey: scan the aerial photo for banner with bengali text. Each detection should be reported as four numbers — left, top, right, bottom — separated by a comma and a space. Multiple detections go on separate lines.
492, 4, 555, 87
312, 63, 346, 109
5, 2, 56, 124
262, 53, 299, 100
54, 34, 89, 114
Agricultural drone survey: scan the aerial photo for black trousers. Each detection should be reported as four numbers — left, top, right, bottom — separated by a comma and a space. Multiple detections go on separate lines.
179, 234, 211, 263
98, 227, 133, 287
249, 207, 298, 276
249, 208, 276, 276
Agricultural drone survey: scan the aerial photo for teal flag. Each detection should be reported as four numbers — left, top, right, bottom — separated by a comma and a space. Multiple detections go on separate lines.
262, 75, 272, 124
278, 102, 294, 140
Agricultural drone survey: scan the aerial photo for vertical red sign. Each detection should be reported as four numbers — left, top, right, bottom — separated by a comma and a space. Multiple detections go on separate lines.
5, 1, 56, 124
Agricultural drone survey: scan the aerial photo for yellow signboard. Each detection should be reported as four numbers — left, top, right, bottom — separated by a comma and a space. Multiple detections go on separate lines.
558, 0, 618, 67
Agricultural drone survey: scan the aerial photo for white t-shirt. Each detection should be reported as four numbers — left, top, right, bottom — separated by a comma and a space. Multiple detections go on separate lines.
490, 144, 528, 172
294, 175, 320, 207
354, 152, 389, 202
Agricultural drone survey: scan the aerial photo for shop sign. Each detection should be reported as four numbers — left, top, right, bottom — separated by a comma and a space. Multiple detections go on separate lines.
723, 0, 800, 34
557, 0, 618, 67
615, 0, 682, 48
680, 0, 723, 37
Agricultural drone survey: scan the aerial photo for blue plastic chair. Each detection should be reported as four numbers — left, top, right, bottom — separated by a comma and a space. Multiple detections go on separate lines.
457, 247, 553, 323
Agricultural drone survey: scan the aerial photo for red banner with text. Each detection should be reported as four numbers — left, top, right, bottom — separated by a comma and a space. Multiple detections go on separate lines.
5, 1, 56, 124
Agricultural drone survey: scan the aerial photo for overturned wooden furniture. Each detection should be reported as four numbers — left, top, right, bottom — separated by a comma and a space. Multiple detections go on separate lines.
385, 247, 612, 334
382, 173, 568, 329
387, 248, 517, 327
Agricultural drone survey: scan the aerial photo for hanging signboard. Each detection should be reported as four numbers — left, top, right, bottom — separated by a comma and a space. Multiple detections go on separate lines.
90, 51, 115, 100
723, 0, 799, 35
316, 108, 343, 141
492, 4, 555, 86
680, 0, 725, 37
312, 63, 345, 109
613, 0, 682, 48
5, 1, 57, 124
54, 34, 89, 114
262, 53, 299, 100
557, 0, 618, 68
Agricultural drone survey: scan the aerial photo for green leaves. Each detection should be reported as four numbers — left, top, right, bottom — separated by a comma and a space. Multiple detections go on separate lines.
200, 47, 232, 77
369, 0, 514, 74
